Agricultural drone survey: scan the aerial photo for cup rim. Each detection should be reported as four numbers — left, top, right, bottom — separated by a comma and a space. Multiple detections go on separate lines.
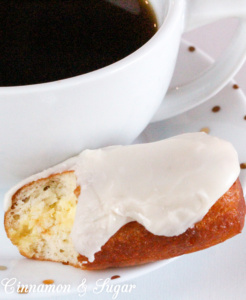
0, 0, 182, 94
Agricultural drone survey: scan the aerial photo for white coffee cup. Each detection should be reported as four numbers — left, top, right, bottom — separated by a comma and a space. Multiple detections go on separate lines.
1, 0, 246, 188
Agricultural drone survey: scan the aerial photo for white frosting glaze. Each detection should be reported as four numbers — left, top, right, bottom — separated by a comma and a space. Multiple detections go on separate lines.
4, 133, 240, 263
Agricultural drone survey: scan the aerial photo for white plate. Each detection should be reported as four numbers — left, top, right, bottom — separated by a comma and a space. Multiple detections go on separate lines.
1, 39, 246, 299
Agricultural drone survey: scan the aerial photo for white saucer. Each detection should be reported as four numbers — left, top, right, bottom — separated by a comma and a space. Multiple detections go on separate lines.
1, 40, 246, 299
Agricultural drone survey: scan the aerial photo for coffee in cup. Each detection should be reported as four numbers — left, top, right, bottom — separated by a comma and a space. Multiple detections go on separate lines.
1, 0, 157, 86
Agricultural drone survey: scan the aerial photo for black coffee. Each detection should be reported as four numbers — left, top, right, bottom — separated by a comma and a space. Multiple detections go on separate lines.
1, 0, 157, 86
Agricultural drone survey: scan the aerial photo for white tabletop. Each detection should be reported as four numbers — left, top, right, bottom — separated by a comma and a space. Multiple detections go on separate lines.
50, 17, 246, 300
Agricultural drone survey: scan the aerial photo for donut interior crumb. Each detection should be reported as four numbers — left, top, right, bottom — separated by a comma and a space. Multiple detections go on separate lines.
5, 172, 80, 266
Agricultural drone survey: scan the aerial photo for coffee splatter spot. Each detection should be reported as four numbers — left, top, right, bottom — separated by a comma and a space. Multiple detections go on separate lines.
43, 279, 54, 285
244, 115, 246, 120
233, 84, 239, 89
17, 287, 29, 294
188, 46, 196, 52
0, 266, 7, 271
240, 163, 246, 170
111, 275, 121, 280
200, 127, 210, 134
212, 106, 221, 113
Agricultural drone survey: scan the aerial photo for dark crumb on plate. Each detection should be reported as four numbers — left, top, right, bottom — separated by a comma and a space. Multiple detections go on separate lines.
188, 46, 196, 52
212, 106, 221, 113
111, 275, 121, 280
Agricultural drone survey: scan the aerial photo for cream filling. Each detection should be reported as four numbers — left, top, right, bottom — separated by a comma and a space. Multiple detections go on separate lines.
4, 133, 240, 262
